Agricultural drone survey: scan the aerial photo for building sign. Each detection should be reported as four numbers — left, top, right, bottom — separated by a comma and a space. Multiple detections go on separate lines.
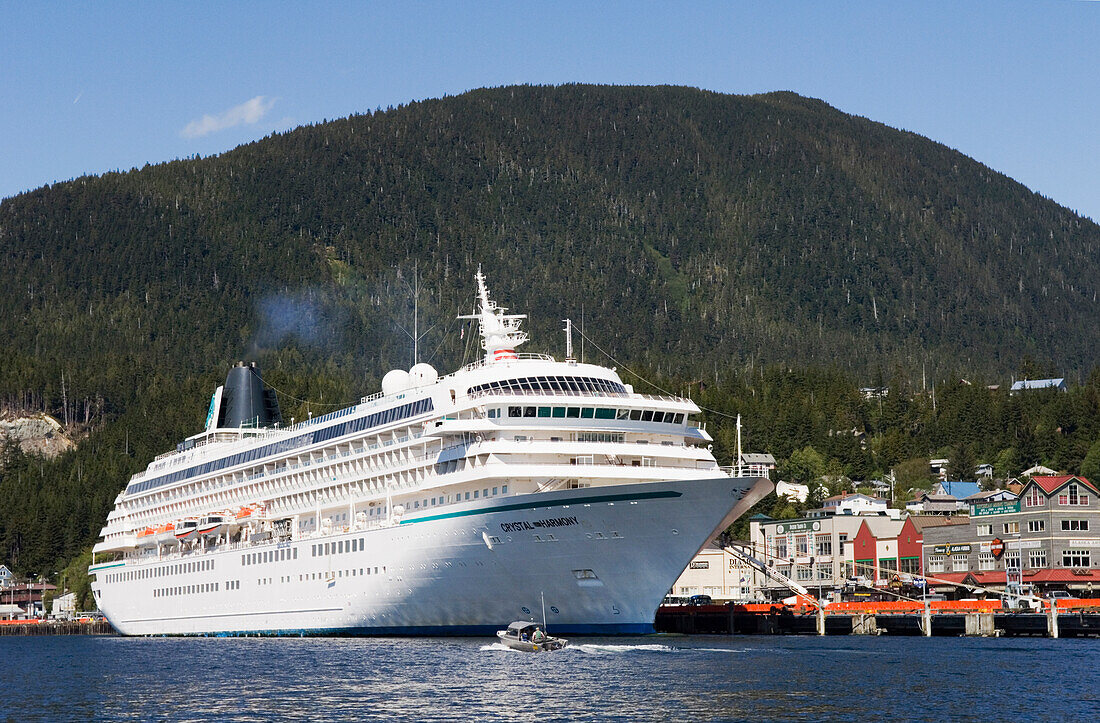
1068, 539, 1100, 548
971, 500, 1021, 517
989, 538, 1005, 560
932, 544, 972, 555
775, 520, 821, 534
689, 561, 710, 569
1007, 540, 1042, 550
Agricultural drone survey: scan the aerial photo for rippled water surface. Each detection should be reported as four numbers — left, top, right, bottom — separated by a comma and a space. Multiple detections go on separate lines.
2, 634, 1097, 721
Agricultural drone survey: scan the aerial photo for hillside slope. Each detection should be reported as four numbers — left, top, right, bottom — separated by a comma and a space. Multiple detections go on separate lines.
2, 84, 1099, 574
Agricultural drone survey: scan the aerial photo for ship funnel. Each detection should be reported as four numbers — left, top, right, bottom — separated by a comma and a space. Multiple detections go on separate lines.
215, 361, 282, 429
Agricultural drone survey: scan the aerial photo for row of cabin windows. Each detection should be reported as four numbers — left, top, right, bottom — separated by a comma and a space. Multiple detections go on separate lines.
468, 376, 627, 396
491, 406, 685, 424
243, 547, 298, 566
154, 581, 220, 597
312, 538, 366, 556
108, 558, 214, 583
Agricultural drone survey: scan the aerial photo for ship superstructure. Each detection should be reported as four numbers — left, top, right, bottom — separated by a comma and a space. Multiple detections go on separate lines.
90, 269, 772, 635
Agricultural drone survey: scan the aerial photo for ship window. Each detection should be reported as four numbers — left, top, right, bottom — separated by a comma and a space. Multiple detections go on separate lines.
324, 543, 330, 555
474, 490, 479, 499
617, 409, 630, 420
508, 406, 522, 418
502, 484, 508, 493
465, 492, 471, 500
629, 410, 642, 421
293, 548, 298, 560
642, 410, 654, 422
552, 407, 566, 418
538, 407, 551, 417
524, 406, 536, 417
595, 408, 616, 419
493, 487, 498, 495
566, 407, 580, 418
581, 408, 594, 418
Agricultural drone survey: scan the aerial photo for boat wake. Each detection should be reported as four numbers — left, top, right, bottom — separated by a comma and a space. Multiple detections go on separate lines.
572, 643, 674, 655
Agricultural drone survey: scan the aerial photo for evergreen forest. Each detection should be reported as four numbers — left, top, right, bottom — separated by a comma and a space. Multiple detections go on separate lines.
2, 85, 1100, 600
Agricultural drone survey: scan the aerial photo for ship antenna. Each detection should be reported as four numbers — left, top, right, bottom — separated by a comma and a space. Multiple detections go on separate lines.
563, 319, 575, 362
457, 264, 528, 364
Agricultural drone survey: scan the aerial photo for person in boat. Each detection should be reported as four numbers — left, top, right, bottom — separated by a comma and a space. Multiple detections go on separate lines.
532, 627, 545, 643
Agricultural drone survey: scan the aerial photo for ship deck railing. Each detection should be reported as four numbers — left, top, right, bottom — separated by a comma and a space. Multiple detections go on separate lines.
719, 464, 772, 479
467, 388, 684, 402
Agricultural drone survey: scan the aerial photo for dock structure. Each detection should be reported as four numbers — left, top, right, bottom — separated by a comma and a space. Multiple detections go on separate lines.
0, 618, 114, 636
655, 599, 1100, 638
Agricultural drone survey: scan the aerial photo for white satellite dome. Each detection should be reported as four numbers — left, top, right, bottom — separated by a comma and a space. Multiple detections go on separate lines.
381, 369, 411, 396
409, 362, 438, 387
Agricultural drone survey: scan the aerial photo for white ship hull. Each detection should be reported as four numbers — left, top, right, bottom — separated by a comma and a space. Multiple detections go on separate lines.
90, 475, 769, 636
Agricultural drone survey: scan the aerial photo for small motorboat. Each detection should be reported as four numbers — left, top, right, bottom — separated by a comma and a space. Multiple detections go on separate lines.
154, 522, 177, 546
136, 527, 157, 548
174, 518, 199, 542
198, 513, 228, 540
496, 621, 568, 652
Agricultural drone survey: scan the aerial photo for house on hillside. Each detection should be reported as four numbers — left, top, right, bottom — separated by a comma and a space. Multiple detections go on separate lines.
0, 564, 13, 589
907, 493, 966, 516
933, 480, 981, 498
1022, 465, 1058, 477
821, 492, 890, 516
1010, 378, 1067, 394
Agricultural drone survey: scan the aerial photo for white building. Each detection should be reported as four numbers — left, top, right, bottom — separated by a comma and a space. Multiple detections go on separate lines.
0, 564, 13, 589
821, 492, 890, 516
669, 543, 761, 602
51, 592, 77, 620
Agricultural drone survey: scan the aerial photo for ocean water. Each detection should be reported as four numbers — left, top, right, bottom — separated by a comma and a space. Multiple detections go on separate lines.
2, 634, 1096, 721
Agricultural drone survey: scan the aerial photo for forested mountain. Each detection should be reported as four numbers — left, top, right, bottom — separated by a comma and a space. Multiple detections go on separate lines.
3, 84, 1100, 579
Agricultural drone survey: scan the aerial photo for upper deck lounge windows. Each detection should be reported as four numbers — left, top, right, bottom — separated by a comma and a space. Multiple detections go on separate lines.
468, 376, 627, 397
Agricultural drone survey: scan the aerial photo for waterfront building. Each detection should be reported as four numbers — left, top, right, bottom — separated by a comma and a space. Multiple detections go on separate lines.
749, 513, 901, 601
669, 543, 761, 602
921, 475, 1100, 596
0, 564, 12, 589
1, 582, 56, 617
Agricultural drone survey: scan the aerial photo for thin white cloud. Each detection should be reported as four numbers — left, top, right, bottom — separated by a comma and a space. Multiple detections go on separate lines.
181, 96, 277, 138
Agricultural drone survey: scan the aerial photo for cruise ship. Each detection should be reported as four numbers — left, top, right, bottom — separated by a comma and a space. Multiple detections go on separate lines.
89, 270, 773, 635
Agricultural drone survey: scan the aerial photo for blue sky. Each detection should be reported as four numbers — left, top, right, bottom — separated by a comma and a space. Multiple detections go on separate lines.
3, 1, 1099, 220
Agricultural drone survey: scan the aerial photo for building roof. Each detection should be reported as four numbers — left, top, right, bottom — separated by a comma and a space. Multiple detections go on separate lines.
1010, 378, 1066, 392
906, 515, 970, 533
936, 480, 982, 498
740, 452, 776, 465
965, 489, 1018, 502
1022, 465, 1058, 476
1029, 475, 1099, 496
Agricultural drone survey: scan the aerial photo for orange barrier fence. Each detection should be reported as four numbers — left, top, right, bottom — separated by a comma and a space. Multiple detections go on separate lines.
717, 598, 1100, 616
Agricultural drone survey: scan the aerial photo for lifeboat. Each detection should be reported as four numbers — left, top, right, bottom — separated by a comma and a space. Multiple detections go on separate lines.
174, 518, 199, 541
154, 522, 178, 546
136, 526, 157, 548
198, 514, 228, 540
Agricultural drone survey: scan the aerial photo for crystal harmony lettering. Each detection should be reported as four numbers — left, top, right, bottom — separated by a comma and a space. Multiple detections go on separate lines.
500, 516, 579, 533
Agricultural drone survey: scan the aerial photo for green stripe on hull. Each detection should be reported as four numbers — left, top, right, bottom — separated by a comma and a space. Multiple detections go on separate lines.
399, 489, 683, 525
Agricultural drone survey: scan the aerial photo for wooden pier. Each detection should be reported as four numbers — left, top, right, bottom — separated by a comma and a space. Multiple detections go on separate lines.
655, 599, 1100, 638
0, 618, 114, 636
